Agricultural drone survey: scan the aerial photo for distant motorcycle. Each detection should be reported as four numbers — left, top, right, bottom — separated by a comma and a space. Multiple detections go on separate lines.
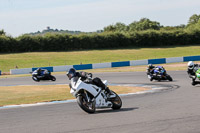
31, 69, 56, 82
148, 66, 173, 81
191, 68, 200, 86
69, 77, 122, 113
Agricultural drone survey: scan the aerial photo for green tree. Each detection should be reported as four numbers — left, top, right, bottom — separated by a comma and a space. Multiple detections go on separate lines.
0, 29, 6, 35
103, 22, 127, 32
114, 22, 128, 32
129, 18, 161, 31
160, 24, 185, 31
103, 25, 116, 32
188, 14, 200, 26
186, 14, 200, 32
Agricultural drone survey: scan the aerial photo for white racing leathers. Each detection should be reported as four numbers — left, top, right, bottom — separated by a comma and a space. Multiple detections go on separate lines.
69, 77, 122, 113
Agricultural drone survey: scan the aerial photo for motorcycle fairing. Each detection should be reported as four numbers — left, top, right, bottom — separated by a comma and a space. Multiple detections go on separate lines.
70, 77, 112, 108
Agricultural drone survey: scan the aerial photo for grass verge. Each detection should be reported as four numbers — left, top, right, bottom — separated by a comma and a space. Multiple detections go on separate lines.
0, 61, 196, 79
1, 45, 200, 72
0, 85, 149, 107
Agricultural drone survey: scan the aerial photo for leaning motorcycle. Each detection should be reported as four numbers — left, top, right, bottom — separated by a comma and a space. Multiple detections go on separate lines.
31, 70, 56, 82
191, 68, 200, 86
69, 77, 122, 113
148, 66, 173, 81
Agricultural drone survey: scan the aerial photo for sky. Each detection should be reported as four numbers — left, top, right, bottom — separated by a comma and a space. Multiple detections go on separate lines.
0, 0, 200, 37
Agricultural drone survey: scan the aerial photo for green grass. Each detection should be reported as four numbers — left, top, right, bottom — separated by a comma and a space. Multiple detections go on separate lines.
0, 85, 148, 106
1, 45, 200, 72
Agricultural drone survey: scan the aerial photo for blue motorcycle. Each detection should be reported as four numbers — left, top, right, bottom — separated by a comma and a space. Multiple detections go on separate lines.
31, 69, 56, 82
148, 66, 173, 81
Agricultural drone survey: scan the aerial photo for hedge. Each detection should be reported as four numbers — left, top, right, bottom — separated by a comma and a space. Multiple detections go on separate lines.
0, 30, 200, 53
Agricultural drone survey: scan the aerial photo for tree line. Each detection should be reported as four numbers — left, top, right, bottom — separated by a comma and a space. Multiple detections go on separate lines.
0, 14, 200, 53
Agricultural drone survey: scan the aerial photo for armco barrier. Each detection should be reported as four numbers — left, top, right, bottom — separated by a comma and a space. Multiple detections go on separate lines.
10, 55, 200, 75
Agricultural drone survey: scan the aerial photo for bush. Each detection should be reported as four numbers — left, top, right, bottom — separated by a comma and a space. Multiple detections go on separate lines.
0, 30, 200, 53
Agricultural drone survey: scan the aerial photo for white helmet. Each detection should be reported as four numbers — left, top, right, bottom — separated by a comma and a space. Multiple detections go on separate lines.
188, 61, 194, 69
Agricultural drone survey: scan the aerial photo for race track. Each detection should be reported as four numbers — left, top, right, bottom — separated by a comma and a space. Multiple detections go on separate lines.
1, 71, 200, 133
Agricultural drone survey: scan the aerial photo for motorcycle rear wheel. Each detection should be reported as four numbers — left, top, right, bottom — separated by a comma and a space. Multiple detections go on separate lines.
77, 95, 96, 113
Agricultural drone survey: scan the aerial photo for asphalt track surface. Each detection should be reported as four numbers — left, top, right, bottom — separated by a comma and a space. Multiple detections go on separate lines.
1, 71, 200, 133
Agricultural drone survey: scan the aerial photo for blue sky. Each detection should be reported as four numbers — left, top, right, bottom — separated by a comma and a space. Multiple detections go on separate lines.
0, 0, 200, 37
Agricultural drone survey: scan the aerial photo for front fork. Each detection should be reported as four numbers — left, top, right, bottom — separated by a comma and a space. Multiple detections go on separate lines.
84, 90, 90, 103
78, 90, 94, 103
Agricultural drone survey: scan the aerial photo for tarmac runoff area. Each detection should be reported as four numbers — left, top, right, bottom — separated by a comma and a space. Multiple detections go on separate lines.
0, 83, 177, 109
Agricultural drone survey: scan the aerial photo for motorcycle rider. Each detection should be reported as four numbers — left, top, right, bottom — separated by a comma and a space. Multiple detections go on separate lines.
35, 68, 44, 77
187, 61, 200, 84
67, 68, 115, 98
146, 64, 155, 80
146, 64, 155, 75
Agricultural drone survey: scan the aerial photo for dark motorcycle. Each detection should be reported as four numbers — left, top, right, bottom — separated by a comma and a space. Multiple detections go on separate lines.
148, 66, 173, 81
31, 69, 56, 82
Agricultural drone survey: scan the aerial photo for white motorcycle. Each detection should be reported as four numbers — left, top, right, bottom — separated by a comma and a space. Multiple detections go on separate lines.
69, 77, 122, 113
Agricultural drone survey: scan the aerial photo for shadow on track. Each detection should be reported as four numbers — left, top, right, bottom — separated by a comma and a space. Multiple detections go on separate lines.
150, 80, 177, 83
95, 107, 139, 114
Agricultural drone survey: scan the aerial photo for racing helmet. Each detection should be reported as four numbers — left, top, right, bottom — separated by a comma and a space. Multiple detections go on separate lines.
148, 64, 154, 69
67, 68, 76, 80
188, 61, 194, 70
37, 68, 42, 72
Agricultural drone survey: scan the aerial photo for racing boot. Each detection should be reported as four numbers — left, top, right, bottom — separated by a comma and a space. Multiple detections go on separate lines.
150, 75, 153, 81
192, 78, 196, 86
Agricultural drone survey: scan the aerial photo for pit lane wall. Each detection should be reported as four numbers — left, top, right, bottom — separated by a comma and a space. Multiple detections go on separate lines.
10, 55, 200, 75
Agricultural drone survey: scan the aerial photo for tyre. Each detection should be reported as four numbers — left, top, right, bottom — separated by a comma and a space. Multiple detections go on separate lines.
110, 91, 122, 110
77, 95, 96, 113
167, 75, 173, 81
51, 76, 56, 81
192, 81, 196, 86
32, 76, 40, 82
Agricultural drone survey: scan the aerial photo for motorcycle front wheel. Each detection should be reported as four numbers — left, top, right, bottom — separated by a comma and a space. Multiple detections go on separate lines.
77, 95, 96, 113
32, 76, 40, 82
51, 76, 56, 81
110, 91, 122, 110
166, 75, 173, 81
